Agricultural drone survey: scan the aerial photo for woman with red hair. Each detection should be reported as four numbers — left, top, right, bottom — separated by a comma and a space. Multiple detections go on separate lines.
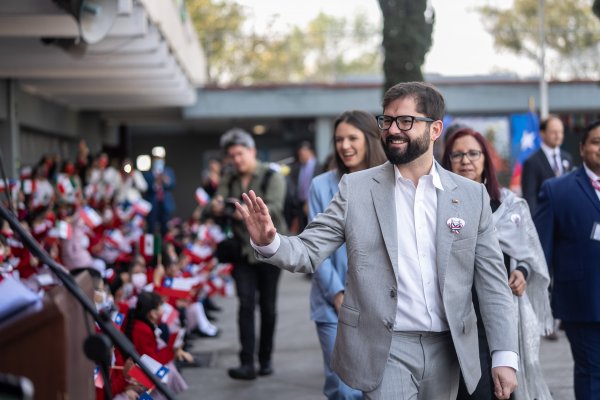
442, 128, 553, 400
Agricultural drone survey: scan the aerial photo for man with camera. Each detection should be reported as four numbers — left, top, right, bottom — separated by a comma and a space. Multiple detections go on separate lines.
211, 128, 288, 380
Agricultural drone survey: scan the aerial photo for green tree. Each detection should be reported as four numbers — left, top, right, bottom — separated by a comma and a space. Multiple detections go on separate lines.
594, 0, 600, 20
478, 0, 600, 79
186, 0, 381, 85
186, 0, 247, 84
377, 0, 434, 91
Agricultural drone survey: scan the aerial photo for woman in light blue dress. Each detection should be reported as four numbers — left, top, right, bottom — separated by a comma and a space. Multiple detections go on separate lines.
308, 110, 387, 400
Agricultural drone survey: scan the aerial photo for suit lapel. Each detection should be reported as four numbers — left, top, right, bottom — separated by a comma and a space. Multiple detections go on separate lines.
371, 163, 399, 277
435, 166, 459, 294
575, 167, 600, 213
536, 149, 555, 178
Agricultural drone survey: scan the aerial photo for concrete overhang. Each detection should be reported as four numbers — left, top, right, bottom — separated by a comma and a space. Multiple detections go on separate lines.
0, 0, 206, 111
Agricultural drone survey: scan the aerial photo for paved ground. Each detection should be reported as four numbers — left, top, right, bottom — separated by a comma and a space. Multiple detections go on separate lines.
179, 272, 574, 400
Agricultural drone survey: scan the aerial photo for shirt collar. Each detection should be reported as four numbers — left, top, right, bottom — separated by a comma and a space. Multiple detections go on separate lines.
540, 142, 559, 157
583, 162, 600, 182
393, 162, 444, 191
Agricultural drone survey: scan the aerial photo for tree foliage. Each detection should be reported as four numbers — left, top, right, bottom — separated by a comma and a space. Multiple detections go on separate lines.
478, 0, 600, 79
186, 0, 381, 86
377, 0, 434, 91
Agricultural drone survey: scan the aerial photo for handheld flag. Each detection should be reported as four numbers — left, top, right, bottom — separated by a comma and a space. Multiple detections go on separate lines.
155, 277, 194, 299
80, 205, 102, 228
195, 187, 210, 206
133, 198, 152, 216
128, 354, 169, 389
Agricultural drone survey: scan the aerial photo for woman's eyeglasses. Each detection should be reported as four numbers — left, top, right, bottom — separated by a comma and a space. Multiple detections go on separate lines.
449, 150, 482, 163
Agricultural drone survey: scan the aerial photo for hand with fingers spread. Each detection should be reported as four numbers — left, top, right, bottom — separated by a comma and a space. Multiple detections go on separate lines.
236, 190, 277, 246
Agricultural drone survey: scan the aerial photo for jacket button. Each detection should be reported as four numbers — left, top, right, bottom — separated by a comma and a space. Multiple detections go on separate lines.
390, 289, 396, 298
387, 322, 393, 330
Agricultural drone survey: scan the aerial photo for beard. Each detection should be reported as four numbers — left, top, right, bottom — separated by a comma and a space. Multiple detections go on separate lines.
381, 126, 431, 165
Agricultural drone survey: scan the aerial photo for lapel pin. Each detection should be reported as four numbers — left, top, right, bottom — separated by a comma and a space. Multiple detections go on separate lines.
447, 217, 465, 234
452, 198, 459, 204
510, 213, 521, 227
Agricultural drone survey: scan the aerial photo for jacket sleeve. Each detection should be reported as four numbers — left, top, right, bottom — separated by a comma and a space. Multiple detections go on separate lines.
308, 177, 344, 303
257, 174, 347, 274
473, 185, 518, 355
533, 180, 555, 271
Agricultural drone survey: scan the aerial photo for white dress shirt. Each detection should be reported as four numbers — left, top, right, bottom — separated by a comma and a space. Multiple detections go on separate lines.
392, 163, 447, 332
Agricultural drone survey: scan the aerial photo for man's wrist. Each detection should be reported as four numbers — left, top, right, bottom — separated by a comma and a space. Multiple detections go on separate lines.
250, 234, 280, 257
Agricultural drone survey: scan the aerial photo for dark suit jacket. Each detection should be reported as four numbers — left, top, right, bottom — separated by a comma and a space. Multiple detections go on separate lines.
534, 167, 600, 322
521, 148, 572, 214
143, 166, 176, 215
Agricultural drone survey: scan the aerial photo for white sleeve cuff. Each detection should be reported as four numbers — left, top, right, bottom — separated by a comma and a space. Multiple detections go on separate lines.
491, 350, 519, 371
250, 234, 280, 257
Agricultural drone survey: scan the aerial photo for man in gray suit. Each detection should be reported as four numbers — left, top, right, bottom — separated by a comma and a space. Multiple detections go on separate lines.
236, 82, 518, 399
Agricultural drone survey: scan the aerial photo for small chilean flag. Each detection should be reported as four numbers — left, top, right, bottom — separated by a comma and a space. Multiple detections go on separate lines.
128, 354, 169, 389
0, 179, 18, 197
140, 234, 155, 258
133, 198, 152, 216
104, 229, 125, 249
80, 206, 102, 228
139, 392, 153, 400
156, 277, 193, 299
94, 367, 104, 389
56, 220, 73, 240
195, 187, 210, 206
111, 311, 125, 328
160, 302, 179, 327
183, 243, 213, 264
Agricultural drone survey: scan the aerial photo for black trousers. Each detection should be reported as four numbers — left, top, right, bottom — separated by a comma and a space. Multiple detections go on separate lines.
232, 259, 281, 366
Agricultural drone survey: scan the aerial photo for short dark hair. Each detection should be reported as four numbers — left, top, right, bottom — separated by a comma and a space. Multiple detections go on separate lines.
332, 110, 387, 175
441, 128, 502, 203
220, 128, 255, 151
582, 120, 600, 145
382, 82, 445, 122
539, 114, 561, 131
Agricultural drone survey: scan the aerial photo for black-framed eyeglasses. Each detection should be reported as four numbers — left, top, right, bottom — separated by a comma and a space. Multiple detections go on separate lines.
449, 150, 483, 163
375, 115, 434, 131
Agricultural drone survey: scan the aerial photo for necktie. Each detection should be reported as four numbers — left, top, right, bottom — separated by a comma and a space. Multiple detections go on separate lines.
591, 178, 600, 192
553, 152, 561, 176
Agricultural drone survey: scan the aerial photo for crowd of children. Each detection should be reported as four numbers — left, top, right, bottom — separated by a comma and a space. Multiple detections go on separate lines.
0, 148, 233, 400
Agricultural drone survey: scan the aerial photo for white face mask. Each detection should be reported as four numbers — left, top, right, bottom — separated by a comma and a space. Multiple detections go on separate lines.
153, 159, 165, 173
122, 283, 134, 299
131, 272, 148, 290
94, 290, 108, 311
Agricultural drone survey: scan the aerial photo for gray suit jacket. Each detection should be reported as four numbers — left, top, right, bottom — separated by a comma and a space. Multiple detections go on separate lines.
257, 161, 518, 392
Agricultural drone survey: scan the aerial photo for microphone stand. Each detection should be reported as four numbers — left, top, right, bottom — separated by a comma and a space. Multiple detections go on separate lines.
0, 204, 177, 400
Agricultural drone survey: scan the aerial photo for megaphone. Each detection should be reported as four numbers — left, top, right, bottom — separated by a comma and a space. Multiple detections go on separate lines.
53, 0, 119, 44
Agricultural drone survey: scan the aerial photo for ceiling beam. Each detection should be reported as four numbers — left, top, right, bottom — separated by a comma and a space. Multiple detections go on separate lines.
0, 15, 78, 37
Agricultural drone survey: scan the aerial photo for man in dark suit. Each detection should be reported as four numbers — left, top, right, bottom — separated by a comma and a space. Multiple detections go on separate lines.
143, 148, 176, 236
521, 115, 573, 214
534, 120, 600, 400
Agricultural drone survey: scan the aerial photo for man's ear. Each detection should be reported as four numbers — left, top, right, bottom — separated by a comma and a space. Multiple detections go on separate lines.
430, 120, 443, 142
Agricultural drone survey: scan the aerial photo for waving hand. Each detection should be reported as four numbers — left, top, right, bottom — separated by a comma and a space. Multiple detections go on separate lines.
236, 190, 277, 246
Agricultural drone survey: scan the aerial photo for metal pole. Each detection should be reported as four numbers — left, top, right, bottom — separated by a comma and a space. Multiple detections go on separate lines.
538, 0, 548, 119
